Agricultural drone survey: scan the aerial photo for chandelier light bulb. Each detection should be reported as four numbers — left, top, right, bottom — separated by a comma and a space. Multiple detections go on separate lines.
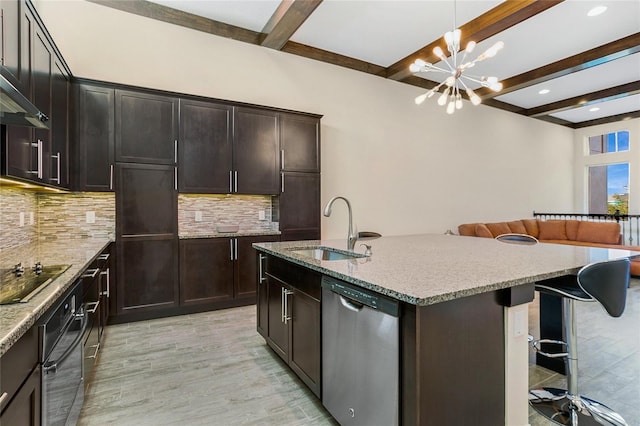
455, 94, 463, 110
437, 91, 448, 106
433, 46, 445, 60
415, 59, 427, 67
465, 41, 476, 54
446, 99, 456, 114
466, 88, 482, 106
415, 93, 428, 105
409, 63, 422, 73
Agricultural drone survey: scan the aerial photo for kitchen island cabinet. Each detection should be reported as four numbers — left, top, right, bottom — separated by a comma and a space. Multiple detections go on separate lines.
254, 236, 640, 425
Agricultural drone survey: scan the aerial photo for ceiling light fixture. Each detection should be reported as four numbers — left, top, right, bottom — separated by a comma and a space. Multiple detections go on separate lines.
410, 25, 504, 114
589, 107, 601, 112
587, 6, 607, 17
538, 89, 550, 95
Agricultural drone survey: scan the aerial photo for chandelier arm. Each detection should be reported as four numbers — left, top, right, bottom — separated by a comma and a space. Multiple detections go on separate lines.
419, 64, 452, 74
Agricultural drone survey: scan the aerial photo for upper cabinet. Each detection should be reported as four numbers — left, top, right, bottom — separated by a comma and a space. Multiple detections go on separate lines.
72, 82, 115, 191
280, 113, 320, 173
233, 107, 279, 195
115, 89, 178, 165
1, 0, 29, 93
178, 99, 232, 193
50, 57, 70, 187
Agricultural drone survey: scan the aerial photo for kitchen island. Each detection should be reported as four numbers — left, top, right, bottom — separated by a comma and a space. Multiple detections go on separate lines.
254, 234, 640, 426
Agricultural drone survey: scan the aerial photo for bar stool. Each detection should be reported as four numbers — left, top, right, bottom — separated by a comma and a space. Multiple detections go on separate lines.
529, 258, 631, 426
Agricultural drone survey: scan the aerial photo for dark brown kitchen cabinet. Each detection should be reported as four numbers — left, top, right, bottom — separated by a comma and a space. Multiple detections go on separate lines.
0, 323, 40, 426
178, 99, 232, 193
115, 89, 178, 165
81, 264, 101, 386
72, 82, 115, 191
97, 245, 113, 332
233, 107, 279, 194
280, 114, 320, 173
31, 26, 52, 183
279, 172, 320, 241
115, 163, 178, 320
0, 0, 30, 94
50, 58, 69, 187
261, 254, 321, 397
179, 235, 279, 310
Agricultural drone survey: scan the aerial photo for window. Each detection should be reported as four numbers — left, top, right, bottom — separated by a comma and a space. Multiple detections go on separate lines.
588, 163, 629, 214
589, 131, 629, 155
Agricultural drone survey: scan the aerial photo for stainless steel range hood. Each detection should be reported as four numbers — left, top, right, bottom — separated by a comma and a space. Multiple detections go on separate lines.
0, 72, 49, 129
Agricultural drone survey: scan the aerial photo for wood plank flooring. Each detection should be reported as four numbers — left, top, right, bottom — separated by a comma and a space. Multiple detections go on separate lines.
79, 279, 640, 425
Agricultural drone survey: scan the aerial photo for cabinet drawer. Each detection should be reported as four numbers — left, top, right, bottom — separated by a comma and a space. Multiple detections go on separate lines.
265, 255, 321, 300
0, 326, 38, 412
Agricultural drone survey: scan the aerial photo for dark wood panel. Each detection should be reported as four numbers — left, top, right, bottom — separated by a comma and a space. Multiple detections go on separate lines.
233, 107, 279, 195
0, 325, 38, 413
116, 163, 177, 236
0, 365, 41, 426
178, 99, 232, 193
266, 274, 288, 360
32, 28, 52, 182
235, 235, 279, 299
50, 59, 69, 187
2, 125, 33, 180
0, 0, 25, 92
179, 238, 234, 306
115, 89, 178, 165
402, 291, 505, 425
279, 172, 320, 239
288, 287, 320, 397
261, 0, 322, 50
74, 83, 115, 191
280, 114, 319, 172
116, 236, 179, 312
265, 255, 321, 300
257, 251, 269, 338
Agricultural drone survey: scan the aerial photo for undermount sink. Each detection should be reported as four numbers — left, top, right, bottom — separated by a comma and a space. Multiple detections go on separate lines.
287, 247, 366, 261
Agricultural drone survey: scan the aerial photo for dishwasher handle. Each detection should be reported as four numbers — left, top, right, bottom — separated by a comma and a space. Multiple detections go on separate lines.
339, 295, 363, 312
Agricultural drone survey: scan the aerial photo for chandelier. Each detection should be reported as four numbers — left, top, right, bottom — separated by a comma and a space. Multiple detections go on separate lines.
410, 28, 504, 114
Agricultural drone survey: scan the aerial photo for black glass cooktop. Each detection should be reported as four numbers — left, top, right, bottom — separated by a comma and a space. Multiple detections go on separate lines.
0, 264, 70, 304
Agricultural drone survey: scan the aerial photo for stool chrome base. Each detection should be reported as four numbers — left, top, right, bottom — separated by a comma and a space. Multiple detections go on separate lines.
529, 387, 628, 426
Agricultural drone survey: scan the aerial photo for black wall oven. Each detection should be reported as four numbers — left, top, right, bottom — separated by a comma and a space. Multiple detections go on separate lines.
39, 281, 86, 426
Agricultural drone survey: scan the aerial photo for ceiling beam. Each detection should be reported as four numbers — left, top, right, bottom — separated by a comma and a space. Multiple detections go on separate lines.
525, 81, 640, 117
475, 32, 640, 99
262, 0, 323, 50
385, 0, 564, 81
572, 110, 640, 129
87, 0, 265, 44
282, 41, 387, 76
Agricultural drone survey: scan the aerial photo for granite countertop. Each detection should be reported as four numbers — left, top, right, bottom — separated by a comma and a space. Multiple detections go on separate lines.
254, 234, 640, 306
180, 230, 281, 239
0, 238, 112, 357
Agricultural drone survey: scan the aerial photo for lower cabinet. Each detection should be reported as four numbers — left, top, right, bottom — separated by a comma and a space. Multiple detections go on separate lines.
81, 263, 101, 387
179, 235, 279, 310
258, 254, 321, 397
0, 325, 40, 426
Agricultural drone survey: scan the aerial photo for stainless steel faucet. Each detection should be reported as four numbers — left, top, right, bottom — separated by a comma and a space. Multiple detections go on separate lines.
323, 196, 357, 251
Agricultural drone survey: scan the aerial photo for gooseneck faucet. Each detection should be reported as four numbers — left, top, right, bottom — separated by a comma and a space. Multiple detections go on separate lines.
323, 196, 357, 251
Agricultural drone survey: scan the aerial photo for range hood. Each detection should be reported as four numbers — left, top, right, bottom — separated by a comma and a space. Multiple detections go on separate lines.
0, 72, 49, 129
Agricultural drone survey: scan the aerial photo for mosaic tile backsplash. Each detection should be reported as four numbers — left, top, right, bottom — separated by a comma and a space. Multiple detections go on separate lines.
0, 187, 38, 249
178, 194, 278, 237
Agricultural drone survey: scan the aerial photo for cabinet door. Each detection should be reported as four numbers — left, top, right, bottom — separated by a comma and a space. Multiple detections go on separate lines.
233, 107, 279, 194
0, 0, 22, 90
98, 251, 111, 334
116, 163, 177, 236
74, 83, 115, 191
0, 365, 41, 426
179, 238, 234, 306
2, 125, 33, 180
289, 288, 321, 397
115, 89, 178, 164
117, 236, 179, 314
178, 99, 232, 193
279, 172, 320, 241
266, 274, 288, 360
280, 114, 320, 172
32, 27, 51, 183
256, 252, 268, 338
235, 235, 279, 300
50, 58, 69, 187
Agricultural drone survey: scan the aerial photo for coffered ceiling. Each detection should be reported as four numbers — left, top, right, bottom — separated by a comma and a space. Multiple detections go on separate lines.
89, 0, 640, 128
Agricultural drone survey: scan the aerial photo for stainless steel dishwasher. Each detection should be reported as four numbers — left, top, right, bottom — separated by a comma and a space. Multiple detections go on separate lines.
322, 276, 400, 426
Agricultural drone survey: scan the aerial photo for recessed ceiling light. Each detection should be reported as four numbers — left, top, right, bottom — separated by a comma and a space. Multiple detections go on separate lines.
589, 107, 600, 112
587, 6, 607, 17
538, 89, 550, 95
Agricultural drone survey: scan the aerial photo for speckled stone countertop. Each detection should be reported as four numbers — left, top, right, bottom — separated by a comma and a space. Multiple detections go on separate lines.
254, 234, 640, 306
0, 238, 111, 357
180, 230, 281, 239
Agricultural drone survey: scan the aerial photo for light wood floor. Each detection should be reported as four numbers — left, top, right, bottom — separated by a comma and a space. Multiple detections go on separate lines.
79, 279, 640, 426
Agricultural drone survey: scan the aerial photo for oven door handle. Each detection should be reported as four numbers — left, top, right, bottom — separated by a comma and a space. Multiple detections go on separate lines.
43, 308, 88, 375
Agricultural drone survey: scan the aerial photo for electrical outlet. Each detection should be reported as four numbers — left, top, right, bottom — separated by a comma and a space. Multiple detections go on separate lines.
258, 210, 266, 221
195, 211, 203, 222
29, 212, 34, 225
86, 211, 96, 224
19, 212, 25, 227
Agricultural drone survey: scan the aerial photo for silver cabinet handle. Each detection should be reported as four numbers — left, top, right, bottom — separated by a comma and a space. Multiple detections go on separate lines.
234, 238, 238, 260
281, 149, 285, 170
281, 287, 285, 323
234, 170, 238, 193
0, 392, 8, 407
174, 139, 178, 163
259, 254, 266, 284
50, 152, 60, 184
86, 342, 100, 360
100, 268, 110, 298
97, 253, 110, 261
283, 289, 293, 323
37, 140, 43, 179
174, 167, 178, 191
85, 300, 100, 314
82, 268, 100, 279
230, 239, 234, 261
109, 164, 114, 190
281, 172, 285, 193
228, 170, 233, 193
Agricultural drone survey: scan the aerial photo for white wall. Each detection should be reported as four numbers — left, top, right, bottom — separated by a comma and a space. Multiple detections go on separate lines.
36, 1, 576, 239
573, 118, 640, 214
